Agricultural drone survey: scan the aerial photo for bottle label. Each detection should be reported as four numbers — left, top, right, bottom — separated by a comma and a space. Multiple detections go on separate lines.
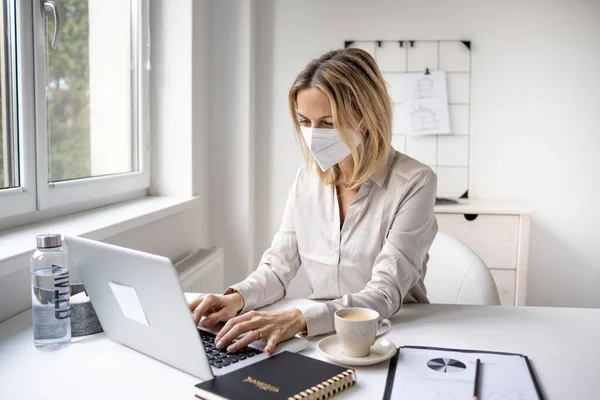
53, 266, 71, 319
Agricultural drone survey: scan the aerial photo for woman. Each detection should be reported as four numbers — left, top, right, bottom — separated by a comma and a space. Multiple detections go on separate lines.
189, 48, 437, 355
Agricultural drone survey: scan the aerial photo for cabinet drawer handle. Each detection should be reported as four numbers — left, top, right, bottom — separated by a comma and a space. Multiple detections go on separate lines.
464, 214, 478, 221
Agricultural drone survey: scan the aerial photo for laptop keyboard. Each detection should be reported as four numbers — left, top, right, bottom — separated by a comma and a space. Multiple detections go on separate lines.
199, 330, 262, 369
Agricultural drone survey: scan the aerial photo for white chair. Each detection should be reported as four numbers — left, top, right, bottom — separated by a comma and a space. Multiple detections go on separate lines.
425, 231, 501, 306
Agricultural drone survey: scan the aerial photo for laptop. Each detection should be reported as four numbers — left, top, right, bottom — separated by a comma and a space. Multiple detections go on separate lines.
65, 236, 308, 380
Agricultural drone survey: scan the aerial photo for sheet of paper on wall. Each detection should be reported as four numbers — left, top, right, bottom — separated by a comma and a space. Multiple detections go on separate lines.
401, 71, 450, 136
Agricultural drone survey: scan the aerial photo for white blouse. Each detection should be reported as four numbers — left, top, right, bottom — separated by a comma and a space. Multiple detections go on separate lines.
229, 149, 438, 336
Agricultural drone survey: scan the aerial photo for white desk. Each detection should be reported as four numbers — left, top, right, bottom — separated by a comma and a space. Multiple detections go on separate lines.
1, 297, 598, 399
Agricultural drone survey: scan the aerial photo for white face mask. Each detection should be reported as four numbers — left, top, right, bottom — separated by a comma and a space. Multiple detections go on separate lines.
300, 127, 356, 172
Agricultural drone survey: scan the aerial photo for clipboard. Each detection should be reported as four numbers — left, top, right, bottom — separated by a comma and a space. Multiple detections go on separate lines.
382, 345, 546, 400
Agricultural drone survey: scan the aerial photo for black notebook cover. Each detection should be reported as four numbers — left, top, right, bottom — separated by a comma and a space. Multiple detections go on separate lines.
195, 351, 355, 400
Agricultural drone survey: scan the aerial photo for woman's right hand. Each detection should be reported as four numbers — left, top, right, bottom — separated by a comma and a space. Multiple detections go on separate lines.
189, 292, 244, 328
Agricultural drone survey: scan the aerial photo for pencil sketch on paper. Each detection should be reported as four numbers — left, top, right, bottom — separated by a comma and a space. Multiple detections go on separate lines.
402, 71, 450, 136
415, 76, 435, 99
411, 105, 440, 132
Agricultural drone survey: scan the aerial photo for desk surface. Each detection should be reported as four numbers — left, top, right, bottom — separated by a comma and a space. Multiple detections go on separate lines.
1, 296, 598, 399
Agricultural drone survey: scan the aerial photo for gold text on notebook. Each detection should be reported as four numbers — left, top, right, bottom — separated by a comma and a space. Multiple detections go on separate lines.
242, 376, 280, 393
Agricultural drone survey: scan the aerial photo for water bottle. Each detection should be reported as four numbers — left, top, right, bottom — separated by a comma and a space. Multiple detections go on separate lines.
30, 234, 71, 350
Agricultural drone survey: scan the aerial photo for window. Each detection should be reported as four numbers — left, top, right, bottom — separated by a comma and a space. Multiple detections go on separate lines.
0, 0, 149, 220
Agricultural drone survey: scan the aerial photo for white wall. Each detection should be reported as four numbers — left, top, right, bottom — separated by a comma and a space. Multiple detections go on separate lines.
251, 0, 600, 308
207, 0, 257, 286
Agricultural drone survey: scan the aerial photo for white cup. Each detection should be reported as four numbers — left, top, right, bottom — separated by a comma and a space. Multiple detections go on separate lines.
334, 307, 392, 357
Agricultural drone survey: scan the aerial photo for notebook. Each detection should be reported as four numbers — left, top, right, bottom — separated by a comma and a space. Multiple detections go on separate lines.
195, 351, 356, 400
382, 346, 545, 400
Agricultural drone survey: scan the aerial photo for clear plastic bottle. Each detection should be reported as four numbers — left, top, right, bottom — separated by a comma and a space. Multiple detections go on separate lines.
30, 234, 71, 350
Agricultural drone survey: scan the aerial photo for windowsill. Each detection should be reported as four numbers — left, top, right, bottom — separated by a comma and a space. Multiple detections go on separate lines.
0, 196, 202, 277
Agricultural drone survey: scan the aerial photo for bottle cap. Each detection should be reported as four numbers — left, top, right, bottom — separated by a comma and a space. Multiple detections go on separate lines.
36, 234, 62, 249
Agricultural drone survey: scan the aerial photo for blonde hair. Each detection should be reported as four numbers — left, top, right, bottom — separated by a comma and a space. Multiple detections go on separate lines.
288, 48, 393, 190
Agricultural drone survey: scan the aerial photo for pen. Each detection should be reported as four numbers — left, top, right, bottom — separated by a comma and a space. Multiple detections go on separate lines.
473, 358, 481, 400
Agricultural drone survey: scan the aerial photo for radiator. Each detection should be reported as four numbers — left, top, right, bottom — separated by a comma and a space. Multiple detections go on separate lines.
175, 247, 224, 294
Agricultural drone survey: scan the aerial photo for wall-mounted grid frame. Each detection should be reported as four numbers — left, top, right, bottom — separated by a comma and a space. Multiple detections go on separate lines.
345, 40, 472, 198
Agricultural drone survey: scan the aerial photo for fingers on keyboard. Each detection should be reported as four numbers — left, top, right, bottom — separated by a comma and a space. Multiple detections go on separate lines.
199, 329, 261, 368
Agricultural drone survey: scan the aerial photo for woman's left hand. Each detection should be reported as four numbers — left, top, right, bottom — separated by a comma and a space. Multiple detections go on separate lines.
215, 309, 307, 355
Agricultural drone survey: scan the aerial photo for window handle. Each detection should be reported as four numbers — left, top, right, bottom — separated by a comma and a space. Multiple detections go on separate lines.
41, 0, 61, 49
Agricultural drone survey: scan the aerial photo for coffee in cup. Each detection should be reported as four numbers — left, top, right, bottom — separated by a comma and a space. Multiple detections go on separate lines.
334, 307, 391, 357
338, 311, 372, 321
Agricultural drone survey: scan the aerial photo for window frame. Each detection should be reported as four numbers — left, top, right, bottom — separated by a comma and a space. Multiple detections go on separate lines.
0, 0, 150, 220
0, 0, 37, 219
33, 0, 151, 210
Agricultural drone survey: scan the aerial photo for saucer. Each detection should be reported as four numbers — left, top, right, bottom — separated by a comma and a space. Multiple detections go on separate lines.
316, 335, 397, 366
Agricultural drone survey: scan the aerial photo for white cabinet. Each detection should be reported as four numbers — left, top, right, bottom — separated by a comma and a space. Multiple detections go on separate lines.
435, 199, 532, 306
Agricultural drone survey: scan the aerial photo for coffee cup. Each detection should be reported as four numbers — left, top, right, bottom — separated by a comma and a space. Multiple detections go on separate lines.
334, 307, 391, 357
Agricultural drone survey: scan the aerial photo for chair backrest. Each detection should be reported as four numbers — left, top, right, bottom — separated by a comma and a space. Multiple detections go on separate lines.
425, 231, 501, 305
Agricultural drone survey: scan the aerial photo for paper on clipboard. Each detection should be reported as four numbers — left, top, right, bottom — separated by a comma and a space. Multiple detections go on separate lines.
385, 347, 541, 400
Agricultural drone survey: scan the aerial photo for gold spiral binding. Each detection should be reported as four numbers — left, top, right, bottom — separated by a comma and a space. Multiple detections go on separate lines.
287, 368, 356, 400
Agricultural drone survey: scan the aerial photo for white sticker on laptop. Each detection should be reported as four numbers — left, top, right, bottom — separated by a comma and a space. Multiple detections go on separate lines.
108, 282, 150, 327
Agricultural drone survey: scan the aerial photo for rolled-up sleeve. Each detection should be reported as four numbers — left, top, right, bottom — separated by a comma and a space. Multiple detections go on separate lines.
295, 170, 438, 337
226, 168, 303, 313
